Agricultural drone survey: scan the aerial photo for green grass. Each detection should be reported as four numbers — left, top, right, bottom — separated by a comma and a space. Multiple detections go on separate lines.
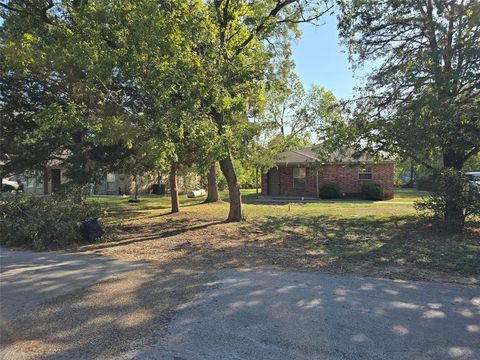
388, 188, 430, 202
90, 188, 480, 276
91, 188, 419, 221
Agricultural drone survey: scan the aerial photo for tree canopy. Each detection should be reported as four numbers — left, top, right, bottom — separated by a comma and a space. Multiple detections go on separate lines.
333, 0, 480, 230
1, 0, 334, 221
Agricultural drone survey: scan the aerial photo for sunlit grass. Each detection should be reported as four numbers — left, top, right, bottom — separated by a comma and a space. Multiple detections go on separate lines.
89, 188, 479, 275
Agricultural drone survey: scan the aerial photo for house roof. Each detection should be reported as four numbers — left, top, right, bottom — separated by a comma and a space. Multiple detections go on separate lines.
274, 147, 391, 165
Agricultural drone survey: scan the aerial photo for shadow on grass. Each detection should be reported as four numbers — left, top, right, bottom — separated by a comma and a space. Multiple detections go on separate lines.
2, 216, 479, 359
84, 218, 226, 251
253, 215, 480, 274
239, 192, 378, 205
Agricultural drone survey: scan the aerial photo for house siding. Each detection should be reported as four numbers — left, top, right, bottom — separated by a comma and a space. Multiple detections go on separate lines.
262, 163, 394, 199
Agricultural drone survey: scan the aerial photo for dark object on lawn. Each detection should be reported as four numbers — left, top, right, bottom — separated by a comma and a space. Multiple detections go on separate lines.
80, 217, 104, 242
128, 199, 141, 203
152, 184, 166, 195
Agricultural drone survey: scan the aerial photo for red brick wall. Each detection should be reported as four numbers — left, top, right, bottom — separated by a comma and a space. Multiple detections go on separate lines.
318, 163, 394, 199
261, 163, 394, 199
279, 166, 317, 197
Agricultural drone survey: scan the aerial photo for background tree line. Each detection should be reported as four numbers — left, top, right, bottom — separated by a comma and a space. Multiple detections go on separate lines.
1, 0, 478, 231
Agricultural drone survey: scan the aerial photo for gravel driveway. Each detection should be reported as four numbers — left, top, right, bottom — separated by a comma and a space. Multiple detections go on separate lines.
1, 249, 479, 359
0, 247, 146, 322
135, 269, 480, 360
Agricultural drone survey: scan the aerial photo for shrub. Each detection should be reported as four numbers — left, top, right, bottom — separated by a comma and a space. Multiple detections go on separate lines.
0, 193, 104, 250
415, 169, 480, 232
217, 177, 227, 191
318, 183, 341, 199
361, 183, 384, 200
416, 174, 437, 191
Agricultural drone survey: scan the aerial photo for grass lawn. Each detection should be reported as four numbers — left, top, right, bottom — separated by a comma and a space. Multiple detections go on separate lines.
86, 188, 480, 282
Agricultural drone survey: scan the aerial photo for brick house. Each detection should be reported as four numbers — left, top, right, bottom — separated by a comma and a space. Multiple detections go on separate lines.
261, 147, 394, 199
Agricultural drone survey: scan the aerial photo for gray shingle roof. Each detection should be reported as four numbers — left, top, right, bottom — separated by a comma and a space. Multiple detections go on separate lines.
274, 147, 391, 165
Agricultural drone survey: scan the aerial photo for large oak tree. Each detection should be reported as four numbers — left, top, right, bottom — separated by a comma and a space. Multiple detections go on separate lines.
335, 0, 480, 230
203, 0, 332, 221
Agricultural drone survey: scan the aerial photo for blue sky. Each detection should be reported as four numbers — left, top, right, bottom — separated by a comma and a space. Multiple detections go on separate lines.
292, 13, 366, 100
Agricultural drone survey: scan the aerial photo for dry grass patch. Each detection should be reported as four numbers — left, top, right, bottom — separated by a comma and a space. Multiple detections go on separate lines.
83, 192, 479, 283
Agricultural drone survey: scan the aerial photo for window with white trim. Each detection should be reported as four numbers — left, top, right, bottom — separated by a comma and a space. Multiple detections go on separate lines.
358, 167, 373, 180
293, 168, 306, 188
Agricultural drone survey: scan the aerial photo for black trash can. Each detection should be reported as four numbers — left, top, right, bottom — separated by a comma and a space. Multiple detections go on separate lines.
80, 217, 104, 243
152, 184, 165, 195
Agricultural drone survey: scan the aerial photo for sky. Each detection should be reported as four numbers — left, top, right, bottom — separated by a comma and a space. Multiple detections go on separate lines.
291, 13, 366, 100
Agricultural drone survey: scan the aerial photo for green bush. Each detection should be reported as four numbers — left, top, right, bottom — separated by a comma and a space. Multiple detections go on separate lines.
361, 183, 384, 200
318, 183, 341, 199
0, 194, 104, 250
415, 169, 480, 232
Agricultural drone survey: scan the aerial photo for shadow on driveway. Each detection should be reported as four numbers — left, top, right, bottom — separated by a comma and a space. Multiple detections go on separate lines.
138, 269, 480, 360
0, 248, 146, 323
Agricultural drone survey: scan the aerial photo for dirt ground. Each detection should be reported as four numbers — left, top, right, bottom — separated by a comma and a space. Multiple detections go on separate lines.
81, 208, 479, 285
2, 203, 478, 359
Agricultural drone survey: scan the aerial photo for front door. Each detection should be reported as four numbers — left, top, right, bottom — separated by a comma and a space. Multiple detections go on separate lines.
268, 168, 280, 196
51, 169, 61, 193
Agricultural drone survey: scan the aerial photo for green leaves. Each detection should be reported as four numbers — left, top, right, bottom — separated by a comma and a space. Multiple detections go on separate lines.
336, 0, 480, 166
334, 0, 480, 230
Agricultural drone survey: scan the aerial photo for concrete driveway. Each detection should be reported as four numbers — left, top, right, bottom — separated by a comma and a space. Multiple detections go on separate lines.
135, 269, 480, 360
0, 247, 145, 323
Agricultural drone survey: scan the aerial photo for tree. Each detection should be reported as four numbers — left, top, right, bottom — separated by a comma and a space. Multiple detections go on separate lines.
263, 57, 306, 139
335, 0, 480, 231
203, 0, 333, 221
204, 161, 220, 203
0, 0, 155, 187
0, 0, 208, 206
166, 113, 219, 213
1, 0, 334, 223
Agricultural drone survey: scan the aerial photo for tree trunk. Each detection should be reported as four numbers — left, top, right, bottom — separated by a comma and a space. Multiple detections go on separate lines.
210, 109, 243, 221
43, 168, 49, 195
256, 166, 259, 199
134, 175, 139, 201
442, 152, 465, 232
408, 161, 415, 188
204, 161, 219, 203
219, 154, 243, 222
170, 162, 180, 213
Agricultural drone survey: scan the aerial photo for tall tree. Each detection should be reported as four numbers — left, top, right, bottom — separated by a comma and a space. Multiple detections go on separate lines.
0, 0, 207, 200
335, 0, 480, 230
204, 0, 333, 221
204, 161, 220, 203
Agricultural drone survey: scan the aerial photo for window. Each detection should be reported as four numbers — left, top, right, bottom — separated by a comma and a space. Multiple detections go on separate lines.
26, 177, 35, 188
359, 167, 373, 180
293, 168, 306, 188
106, 173, 116, 192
